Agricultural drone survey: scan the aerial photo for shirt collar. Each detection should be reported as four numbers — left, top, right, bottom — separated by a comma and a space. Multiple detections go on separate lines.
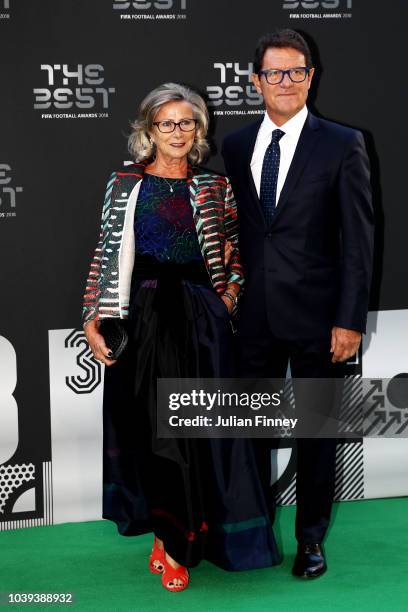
260, 105, 308, 140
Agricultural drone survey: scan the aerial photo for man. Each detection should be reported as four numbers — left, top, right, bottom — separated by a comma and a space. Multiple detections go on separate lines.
222, 29, 374, 578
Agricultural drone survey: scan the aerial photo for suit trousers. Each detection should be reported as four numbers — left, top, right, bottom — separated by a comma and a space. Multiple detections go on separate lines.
237, 331, 346, 544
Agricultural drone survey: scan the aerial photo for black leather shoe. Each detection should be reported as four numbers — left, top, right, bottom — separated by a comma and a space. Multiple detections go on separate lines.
292, 543, 327, 579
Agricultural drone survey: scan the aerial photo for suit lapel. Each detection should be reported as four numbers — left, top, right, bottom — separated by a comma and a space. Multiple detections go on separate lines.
272, 112, 320, 222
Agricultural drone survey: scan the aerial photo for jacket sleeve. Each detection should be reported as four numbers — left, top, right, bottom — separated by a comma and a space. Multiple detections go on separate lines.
334, 132, 374, 333
224, 176, 244, 290
82, 172, 116, 326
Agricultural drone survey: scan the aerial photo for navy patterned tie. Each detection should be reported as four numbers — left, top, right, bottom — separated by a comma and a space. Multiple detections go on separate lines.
260, 129, 285, 225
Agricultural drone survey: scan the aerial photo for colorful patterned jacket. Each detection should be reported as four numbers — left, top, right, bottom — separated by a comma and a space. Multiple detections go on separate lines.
82, 161, 244, 324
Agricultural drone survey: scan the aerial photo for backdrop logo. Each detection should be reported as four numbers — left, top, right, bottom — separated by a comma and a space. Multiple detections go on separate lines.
34, 64, 116, 120
283, 0, 352, 19
363, 376, 408, 436
65, 330, 102, 394
0, 336, 51, 527
206, 62, 263, 117
113, 0, 187, 21
0, 0, 10, 19
0, 164, 22, 220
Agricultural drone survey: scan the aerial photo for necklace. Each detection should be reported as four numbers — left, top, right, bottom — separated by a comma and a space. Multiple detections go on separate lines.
162, 177, 176, 193
145, 172, 186, 194
159, 176, 185, 194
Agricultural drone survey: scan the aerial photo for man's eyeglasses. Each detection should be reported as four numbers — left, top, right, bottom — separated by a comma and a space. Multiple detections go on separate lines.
258, 67, 311, 85
153, 119, 197, 133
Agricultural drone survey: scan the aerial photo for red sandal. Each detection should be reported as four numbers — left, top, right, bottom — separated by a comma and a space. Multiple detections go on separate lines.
161, 559, 189, 592
148, 536, 165, 574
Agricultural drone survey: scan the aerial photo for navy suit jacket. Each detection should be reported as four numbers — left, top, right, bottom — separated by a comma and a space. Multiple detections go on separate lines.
222, 111, 374, 340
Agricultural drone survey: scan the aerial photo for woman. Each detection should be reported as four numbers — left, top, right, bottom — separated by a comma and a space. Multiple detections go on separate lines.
83, 83, 280, 592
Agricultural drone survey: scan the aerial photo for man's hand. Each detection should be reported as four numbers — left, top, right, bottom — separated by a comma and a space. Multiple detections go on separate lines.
330, 326, 361, 363
84, 319, 117, 367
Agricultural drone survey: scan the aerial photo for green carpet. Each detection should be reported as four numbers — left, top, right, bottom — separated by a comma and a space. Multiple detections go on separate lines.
1, 498, 407, 611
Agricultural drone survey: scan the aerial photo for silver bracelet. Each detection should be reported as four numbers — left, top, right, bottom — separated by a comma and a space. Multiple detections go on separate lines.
223, 291, 238, 307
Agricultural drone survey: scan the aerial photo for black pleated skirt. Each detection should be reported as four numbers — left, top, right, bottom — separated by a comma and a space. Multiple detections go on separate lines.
102, 257, 280, 570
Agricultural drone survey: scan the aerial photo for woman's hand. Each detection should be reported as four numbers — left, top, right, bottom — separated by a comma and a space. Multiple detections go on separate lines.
221, 283, 240, 315
224, 240, 234, 267
84, 319, 117, 366
221, 295, 234, 314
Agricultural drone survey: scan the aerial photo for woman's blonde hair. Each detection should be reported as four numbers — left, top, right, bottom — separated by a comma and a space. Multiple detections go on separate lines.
128, 82, 210, 165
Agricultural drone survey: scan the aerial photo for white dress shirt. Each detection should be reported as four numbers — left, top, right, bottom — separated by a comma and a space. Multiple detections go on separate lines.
251, 105, 308, 204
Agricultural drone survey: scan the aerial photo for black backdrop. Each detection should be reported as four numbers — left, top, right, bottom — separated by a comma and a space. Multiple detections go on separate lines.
0, 0, 407, 526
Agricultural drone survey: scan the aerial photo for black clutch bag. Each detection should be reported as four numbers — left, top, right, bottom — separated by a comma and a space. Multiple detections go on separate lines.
98, 319, 128, 360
